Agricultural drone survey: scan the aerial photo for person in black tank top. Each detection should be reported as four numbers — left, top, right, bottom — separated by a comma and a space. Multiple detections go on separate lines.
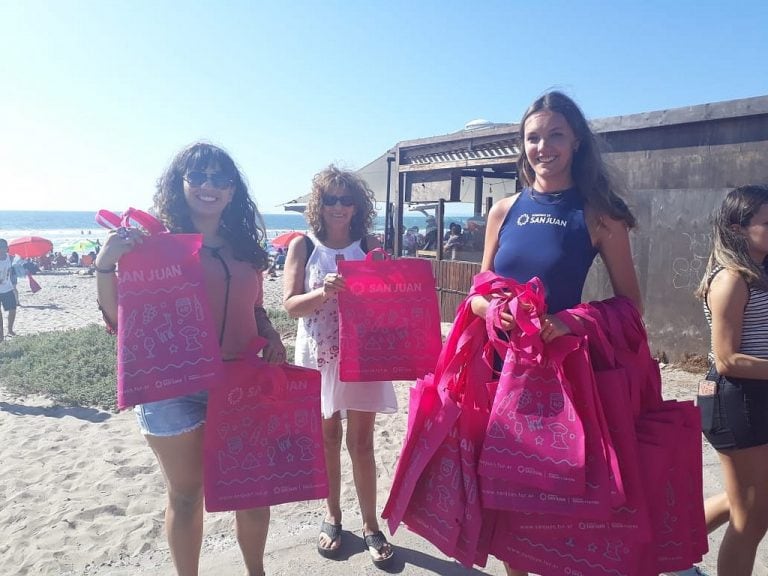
694, 185, 768, 576
469, 92, 643, 576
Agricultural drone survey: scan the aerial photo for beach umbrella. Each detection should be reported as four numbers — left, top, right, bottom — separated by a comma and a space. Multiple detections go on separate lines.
60, 239, 100, 254
7, 236, 54, 259
270, 231, 305, 249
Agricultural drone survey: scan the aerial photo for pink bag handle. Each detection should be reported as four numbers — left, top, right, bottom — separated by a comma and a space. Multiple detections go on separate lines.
95, 207, 168, 236
364, 247, 390, 262
455, 320, 493, 409
484, 298, 512, 360
468, 272, 525, 375
469, 273, 549, 370
438, 317, 487, 396
121, 207, 168, 235
95, 209, 123, 230
435, 316, 477, 389
434, 284, 478, 384
469, 270, 527, 299
501, 278, 547, 362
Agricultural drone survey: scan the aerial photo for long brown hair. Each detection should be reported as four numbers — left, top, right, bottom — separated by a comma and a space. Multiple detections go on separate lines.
696, 185, 768, 299
518, 91, 636, 228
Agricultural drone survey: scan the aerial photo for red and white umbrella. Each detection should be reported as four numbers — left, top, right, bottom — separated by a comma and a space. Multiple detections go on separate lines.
7, 236, 54, 259
270, 231, 305, 249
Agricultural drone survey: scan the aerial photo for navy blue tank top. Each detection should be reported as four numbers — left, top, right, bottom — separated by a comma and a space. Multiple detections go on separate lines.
493, 187, 597, 313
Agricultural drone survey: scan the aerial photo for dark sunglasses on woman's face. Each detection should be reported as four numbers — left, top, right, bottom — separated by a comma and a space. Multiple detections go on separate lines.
184, 171, 233, 189
322, 194, 355, 207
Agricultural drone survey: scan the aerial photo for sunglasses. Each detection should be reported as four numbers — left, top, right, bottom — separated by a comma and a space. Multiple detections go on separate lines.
183, 171, 233, 189
322, 194, 355, 207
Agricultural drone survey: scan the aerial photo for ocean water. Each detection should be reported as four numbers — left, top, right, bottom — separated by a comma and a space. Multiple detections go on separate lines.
0, 210, 450, 253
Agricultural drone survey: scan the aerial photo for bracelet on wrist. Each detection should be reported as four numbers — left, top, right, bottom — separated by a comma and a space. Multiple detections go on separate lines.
95, 264, 117, 274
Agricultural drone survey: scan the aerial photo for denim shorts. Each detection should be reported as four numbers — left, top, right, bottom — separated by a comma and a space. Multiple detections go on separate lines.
134, 390, 208, 437
698, 367, 768, 451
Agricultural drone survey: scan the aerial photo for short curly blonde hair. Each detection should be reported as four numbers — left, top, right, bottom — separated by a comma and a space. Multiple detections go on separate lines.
304, 165, 376, 241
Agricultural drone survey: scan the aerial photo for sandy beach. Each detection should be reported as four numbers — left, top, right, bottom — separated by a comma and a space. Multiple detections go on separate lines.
1, 270, 767, 575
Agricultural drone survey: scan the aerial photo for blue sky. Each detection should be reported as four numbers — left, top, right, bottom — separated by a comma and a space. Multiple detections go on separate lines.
1, 0, 766, 213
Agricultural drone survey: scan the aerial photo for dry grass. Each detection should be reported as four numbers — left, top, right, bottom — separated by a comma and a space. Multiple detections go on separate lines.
675, 352, 709, 374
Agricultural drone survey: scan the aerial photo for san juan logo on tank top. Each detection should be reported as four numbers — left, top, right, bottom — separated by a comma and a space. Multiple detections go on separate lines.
515, 213, 568, 227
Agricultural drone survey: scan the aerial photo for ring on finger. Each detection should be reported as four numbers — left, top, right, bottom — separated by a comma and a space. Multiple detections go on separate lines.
117, 227, 129, 239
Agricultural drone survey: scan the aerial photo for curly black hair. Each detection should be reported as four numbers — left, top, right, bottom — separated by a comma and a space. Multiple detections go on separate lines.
152, 142, 269, 269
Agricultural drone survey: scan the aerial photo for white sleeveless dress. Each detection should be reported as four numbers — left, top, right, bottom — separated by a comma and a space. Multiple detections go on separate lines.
294, 236, 398, 419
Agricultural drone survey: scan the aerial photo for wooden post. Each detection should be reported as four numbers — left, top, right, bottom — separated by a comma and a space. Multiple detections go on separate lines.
395, 169, 405, 257
436, 198, 445, 261
474, 168, 484, 216
384, 154, 395, 251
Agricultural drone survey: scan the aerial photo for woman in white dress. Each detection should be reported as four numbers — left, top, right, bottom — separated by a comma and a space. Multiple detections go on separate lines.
283, 165, 397, 568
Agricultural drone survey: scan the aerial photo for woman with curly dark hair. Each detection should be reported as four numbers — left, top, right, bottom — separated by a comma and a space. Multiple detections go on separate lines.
95, 142, 285, 576
283, 165, 397, 568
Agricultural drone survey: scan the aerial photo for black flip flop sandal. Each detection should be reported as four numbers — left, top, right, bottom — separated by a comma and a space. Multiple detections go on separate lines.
363, 530, 395, 568
317, 520, 342, 558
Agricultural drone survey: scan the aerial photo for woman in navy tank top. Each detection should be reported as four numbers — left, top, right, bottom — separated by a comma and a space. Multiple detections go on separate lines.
471, 92, 643, 576
472, 91, 641, 341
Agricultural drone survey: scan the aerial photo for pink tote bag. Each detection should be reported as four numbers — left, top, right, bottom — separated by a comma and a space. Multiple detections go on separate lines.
490, 517, 640, 576
98, 208, 224, 409
452, 377, 495, 568
400, 320, 493, 562
478, 283, 590, 497
382, 372, 462, 534
382, 302, 484, 535
401, 421, 465, 557
204, 347, 327, 511
337, 249, 441, 382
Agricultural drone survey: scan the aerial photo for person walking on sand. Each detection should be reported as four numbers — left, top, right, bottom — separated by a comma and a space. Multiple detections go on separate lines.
0, 239, 18, 341
470, 91, 643, 576
95, 143, 286, 576
693, 184, 768, 576
283, 165, 398, 568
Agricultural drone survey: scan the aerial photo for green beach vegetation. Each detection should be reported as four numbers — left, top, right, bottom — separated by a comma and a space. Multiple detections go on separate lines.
0, 308, 297, 412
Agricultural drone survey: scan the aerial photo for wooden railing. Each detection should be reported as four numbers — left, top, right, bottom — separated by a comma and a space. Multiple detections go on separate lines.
420, 258, 481, 322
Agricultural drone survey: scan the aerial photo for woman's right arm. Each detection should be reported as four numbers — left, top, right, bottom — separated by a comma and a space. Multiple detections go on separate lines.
471, 196, 516, 329
709, 268, 768, 379
283, 236, 342, 318
94, 228, 143, 327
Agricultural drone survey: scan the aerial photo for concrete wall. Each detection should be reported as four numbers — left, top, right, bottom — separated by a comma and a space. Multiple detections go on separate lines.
582, 99, 768, 360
